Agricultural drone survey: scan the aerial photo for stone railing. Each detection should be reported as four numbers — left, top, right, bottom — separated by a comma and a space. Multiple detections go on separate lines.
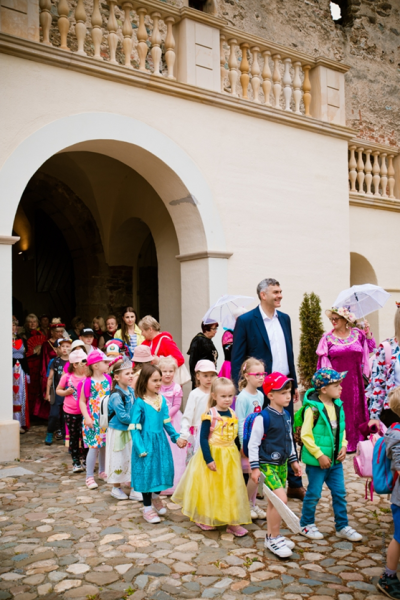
1, 0, 350, 127
348, 141, 400, 201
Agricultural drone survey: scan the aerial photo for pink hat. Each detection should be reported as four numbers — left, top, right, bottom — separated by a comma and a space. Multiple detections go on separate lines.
132, 345, 154, 363
195, 359, 218, 374
86, 349, 111, 366
68, 348, 87, 364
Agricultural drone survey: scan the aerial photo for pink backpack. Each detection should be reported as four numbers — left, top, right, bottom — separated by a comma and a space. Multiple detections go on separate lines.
353, 422, 387, 500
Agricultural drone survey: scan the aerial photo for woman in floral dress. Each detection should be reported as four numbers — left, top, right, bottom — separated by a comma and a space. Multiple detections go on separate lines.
316, 306, 376, 452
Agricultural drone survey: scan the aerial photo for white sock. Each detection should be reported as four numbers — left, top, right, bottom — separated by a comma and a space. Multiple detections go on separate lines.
143, 506, 152, 513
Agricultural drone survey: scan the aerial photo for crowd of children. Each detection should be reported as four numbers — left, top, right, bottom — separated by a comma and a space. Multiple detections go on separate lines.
14, 312, 400, 597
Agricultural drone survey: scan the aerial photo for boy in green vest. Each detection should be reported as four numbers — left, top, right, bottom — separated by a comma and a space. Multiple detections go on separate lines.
299, 368, 362, 542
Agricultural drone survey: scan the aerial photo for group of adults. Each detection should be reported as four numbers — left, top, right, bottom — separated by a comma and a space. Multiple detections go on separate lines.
187, 277, 400, 500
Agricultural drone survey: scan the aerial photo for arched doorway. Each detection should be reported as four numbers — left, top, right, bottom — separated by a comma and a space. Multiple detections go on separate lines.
0, 112, 230, 459
350, 252, 379, 341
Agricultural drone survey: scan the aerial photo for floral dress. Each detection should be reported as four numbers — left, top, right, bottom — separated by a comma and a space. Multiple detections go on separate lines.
82, 378, 109, 448
317, 327, 376, 452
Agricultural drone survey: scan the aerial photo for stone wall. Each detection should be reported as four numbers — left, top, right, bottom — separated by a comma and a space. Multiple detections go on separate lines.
215, 0, 400, 146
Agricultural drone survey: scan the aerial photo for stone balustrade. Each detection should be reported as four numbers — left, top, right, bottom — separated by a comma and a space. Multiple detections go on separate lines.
348, 141, 400, 201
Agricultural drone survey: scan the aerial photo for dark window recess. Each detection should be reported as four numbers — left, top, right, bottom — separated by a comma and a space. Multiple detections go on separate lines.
189, 0, 207, 10
330, 1, 352, 26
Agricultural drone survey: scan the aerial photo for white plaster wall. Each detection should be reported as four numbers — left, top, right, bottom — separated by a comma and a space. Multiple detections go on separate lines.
0, 54, 353, 361
350, 205, 400, 344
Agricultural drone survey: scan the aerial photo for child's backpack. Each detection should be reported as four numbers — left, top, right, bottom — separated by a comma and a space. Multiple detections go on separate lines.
293, 403, 320, 445
242, 409, 270, 458
372, 423, 400, 495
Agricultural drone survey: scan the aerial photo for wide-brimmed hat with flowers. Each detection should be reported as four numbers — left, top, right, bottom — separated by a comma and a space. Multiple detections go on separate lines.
325, 306, 357, 326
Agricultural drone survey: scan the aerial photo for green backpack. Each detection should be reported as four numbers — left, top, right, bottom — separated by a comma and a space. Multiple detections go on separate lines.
293, 403, 320, 445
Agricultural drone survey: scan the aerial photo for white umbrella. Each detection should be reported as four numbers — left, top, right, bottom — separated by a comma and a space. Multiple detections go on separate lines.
202, 295, 255, 329
333, 284, 391, 320
260, 474, 301, 534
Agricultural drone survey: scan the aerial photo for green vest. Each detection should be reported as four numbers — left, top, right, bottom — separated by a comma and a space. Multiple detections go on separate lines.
300, 389, 345, 467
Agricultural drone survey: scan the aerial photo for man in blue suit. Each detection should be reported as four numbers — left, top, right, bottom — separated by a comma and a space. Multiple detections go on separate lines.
231, 278, 305, 499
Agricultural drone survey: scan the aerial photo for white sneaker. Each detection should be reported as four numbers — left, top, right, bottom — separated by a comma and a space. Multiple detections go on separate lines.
336, 526, 362, 542
152, 495, 167, 515
264, 535, 293, 558
111, 487, 128, 501
143, 508, 161, 524
250, 503, 258, 520
129, 490, 143, 502
252, 504, 266, 519
276, 535, 295, 549
300, 524, 324, 540
72, 463, 84, 473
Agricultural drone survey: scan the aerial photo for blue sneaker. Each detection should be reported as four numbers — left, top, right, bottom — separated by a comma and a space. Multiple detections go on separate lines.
45, 432, 53, 445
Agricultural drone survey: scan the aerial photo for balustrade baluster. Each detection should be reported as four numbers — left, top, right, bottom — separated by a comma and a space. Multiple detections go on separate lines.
39, 0, 52, 45
303, 65, 311, 117
388, 154, 396, 199
250, 46, 261, 103
121, 1, 133, 67
372, 151, 381, 197
75, 0, 87, 55
165, 17, 176, 79
261, 50, 271, 106
150, 12, 162, 75
91, 0, 103, 60
283, 57, 292, 111
107, 0, 118, 64
380, 152, 388, 198
293, 61, 302, 114
364, 150, 372, 195
220, 34, 226, 92
349, 146, 357, 193
57, 0, 70, 50
240, 43, 250, 99
136, 7, 148, 71
228, 38, 238, 97
356, 147, 364, 193
272, 54, 281, 109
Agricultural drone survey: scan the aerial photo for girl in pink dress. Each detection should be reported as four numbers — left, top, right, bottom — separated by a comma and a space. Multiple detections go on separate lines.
159, 356, 186, 494
316, 306, 376, 452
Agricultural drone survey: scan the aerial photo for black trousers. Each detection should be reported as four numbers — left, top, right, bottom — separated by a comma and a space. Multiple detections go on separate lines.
64, 411, 84, 465
142, 492, 162, 507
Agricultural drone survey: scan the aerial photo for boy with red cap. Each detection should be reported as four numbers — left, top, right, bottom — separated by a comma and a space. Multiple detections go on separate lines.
248, 372, 301, 558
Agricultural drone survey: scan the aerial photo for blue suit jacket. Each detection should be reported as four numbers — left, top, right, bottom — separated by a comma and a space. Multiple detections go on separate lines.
231, 306, 298, 390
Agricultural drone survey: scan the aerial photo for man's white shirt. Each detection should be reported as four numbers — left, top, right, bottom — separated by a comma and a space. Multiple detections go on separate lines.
259, 305, 289, 376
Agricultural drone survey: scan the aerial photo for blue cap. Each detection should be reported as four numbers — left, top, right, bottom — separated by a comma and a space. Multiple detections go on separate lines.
311, 368, 347, 390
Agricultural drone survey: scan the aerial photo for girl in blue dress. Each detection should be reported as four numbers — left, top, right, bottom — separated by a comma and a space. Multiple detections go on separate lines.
130, 363, 187, 523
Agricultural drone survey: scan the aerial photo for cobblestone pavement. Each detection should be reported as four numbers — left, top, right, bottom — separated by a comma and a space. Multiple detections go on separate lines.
0, 425, 392, 600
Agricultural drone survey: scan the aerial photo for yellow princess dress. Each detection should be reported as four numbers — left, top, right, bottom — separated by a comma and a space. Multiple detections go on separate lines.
172, 408, 251, 527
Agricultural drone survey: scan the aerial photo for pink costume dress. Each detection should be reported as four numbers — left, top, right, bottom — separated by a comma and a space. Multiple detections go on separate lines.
317, 327, 376, 452
160, 381, 186, 495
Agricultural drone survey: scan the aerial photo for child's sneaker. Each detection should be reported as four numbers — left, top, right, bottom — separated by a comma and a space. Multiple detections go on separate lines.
377, 573, 400, 599
111, 487, 128, 501
54, 430, 64, 440
152, 495, 167, 515
72, 463, 84, 473
276, 535, 295, 549
252, 504, 266, 519
86, 477, 98, 490
264, 535, 292, 558
300, 524, 324, 540
336, 526, 362, 542
143, 508, 161, 524
129, 490, 143, 502
226, 525, 248, 537
44, 432, 53, 446
98, 471, 108, 481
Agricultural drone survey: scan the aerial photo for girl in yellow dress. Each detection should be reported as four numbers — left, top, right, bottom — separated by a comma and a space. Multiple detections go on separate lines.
172, 377, 251, 536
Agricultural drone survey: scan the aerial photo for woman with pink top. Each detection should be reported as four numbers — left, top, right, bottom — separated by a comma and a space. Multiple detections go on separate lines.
159, 356, 186, 494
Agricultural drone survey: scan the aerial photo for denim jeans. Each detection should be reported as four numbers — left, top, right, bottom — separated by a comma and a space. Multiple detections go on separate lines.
300, 462, 348, 531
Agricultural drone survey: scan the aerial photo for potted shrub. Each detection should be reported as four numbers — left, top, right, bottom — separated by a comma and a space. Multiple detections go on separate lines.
298, 292, 324, 397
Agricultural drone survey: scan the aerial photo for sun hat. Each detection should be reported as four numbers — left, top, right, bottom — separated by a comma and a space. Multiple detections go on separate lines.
86, 349, 111, 366
81, 327, 94, 336
132, 345, 155, 363
68, 348, 88, 364
263, 372, 293, 396
71, 339, 86, 351
311, 368, 347, 390
325, 306, 357, 326
194, 359, 218, 374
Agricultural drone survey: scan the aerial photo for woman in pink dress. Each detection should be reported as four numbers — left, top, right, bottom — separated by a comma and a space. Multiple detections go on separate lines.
316, 306, 376, 452
159, 356, 187, 494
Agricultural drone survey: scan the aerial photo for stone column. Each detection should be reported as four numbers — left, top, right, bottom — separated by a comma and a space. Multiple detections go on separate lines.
0, 235, 21, 462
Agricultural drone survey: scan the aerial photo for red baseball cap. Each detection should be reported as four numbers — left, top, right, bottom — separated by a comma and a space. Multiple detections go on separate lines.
263, 372, 293, 395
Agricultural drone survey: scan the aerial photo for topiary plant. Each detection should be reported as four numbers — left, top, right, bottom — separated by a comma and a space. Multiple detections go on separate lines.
298, 292, 325, 391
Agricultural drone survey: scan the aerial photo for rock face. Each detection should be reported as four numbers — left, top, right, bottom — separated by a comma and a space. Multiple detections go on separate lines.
0, 424, 394, 600
214, 0, 400, 146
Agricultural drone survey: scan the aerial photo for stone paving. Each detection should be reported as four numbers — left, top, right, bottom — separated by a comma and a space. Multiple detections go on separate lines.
0, 425, 393, 600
